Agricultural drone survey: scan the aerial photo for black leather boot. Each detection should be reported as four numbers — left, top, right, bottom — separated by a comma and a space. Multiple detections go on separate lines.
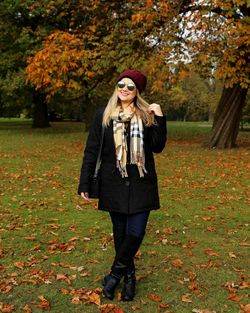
102, 259, 128, 299
121, 262, 136, 301
102, 225, 126, 300
102, 234, 143, 300
118, 235, 143, 301
102, 272, 121, 300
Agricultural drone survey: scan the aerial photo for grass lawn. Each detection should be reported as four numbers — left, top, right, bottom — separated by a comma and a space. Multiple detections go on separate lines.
0, 120, 249, 313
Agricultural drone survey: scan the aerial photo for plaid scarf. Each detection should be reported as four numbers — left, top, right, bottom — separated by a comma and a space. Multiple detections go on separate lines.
112, 107, 147, 178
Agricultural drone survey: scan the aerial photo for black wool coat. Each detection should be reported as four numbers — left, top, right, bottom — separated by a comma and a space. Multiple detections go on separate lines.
78, 107, 167, 214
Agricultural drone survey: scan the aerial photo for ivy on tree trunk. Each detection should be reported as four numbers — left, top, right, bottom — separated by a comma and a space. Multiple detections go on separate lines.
209, 84, 248, 149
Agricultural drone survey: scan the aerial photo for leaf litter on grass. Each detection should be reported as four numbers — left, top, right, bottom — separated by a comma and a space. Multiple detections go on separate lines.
0, 121, 249, 313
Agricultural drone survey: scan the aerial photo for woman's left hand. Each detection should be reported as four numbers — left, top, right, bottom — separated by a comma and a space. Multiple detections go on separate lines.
148, 103, 163, 116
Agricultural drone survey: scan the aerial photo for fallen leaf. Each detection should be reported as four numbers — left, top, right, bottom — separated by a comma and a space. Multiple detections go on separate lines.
182, 293, 192, 303
147, 250, 157, 255
70, 274, 76, 280
241, 303, 250, 313
34, 295, 50, 310
14, 262, 25, 269
25, 237, 37, 241
100, 304, 114, 313
188, 281, 199, 293
131, 305, 140, 311
1, 285, 13, 294
29, 269, 41, 275
227, 293, 242, 302
207, 260, 222, 267
56, 273, 71, 284
79, 272, 91, 277
228, 252, 236, 258
192, 309, 216, 313
136, 274, 147, 281
232, 266, 245, 272
200, 216, 212, 221
88, 292, 101, 306
60, 288, 70, 295
147, 294, 162, 302
55, 208, 66, 212
239, 281, 249, 289
68, 236, 79, 242
239, 242, 250, 247
30, 244, 41, 251
182, 240, 198, 249
98, 304, 124, 313
0, 302, 14, 312
186, 270, 196, 281
164, 267, 171, 273
71, 295, 81, 304
159, 303, 170, 308
48, 238, 59, 244
162, 227, 174, 234
171, 258, 183, 268
206, 226, 215, 232
87, 259, 100, 264
135, 250, 142, 258
23, 304, 32, 313
203, 205, 218, 211
83, 237, 91, 241
113, 307, 125, 313
204, 249, 219, 257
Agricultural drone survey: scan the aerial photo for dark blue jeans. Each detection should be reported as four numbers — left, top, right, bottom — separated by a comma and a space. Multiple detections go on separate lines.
109, 211, 150, 238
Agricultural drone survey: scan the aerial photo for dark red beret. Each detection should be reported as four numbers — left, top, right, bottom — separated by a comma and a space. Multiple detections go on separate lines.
117, 69, 147, 93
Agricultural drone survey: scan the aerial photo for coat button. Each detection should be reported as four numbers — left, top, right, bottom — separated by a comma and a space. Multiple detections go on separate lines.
125, 181, 130, 186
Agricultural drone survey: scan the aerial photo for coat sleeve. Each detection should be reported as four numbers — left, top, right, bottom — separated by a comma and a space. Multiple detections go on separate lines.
77, 109, 104, 195
148, 115, 167, 153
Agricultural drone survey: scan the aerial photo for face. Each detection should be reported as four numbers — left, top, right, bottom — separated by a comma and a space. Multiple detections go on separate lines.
117, 77, 137, 103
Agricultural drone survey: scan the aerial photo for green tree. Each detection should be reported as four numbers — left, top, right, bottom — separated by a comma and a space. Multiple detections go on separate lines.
0, 0, 82, 127
0, 1, 50, 126
159, 72, 222, 122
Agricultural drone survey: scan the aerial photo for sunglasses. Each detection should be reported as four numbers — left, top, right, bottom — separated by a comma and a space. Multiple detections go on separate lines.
117, 81, 136, 91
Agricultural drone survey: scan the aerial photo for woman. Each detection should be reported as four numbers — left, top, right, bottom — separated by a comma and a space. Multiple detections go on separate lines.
78, 69, 167, 301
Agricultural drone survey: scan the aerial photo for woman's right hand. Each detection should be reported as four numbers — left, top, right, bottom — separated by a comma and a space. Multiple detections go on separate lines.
80, 192, 91, 201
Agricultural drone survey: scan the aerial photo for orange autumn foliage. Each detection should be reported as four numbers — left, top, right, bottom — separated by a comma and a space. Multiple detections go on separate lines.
25, 0, 249, 102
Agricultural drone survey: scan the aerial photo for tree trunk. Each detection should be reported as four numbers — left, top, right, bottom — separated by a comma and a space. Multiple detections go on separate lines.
83, 93, 97, 131
209, 84, 248, 149
32, 91, 50, 128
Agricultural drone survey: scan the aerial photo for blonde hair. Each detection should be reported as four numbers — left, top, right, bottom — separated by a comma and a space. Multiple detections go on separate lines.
103, 88, 155, 127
